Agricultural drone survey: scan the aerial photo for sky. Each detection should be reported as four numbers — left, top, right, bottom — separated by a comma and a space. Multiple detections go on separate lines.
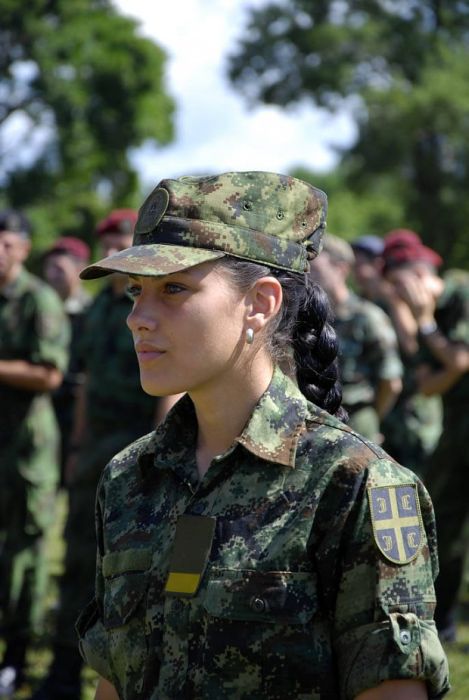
112, 0, 356, 188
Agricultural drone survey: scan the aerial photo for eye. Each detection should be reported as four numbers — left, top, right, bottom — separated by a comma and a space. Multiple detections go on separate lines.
164, 282, 186, 295
126, 284, 141, 300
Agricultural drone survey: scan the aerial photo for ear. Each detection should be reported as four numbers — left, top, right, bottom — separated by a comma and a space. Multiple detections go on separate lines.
245, 276, 283, 333
19, 238, 31, 263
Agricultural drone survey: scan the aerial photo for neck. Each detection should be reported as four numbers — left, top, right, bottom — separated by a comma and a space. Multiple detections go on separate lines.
191, 354, 274, 478
0, 263, 22, 290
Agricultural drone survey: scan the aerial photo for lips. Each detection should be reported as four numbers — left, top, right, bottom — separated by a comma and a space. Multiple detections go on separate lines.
134, 341, 165, 362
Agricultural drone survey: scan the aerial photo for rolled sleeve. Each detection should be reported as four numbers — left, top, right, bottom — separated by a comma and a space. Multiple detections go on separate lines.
366, 308, 403, 382
336, 614, 449, 699
30, 288, 70, 372
317, 456, 450, 699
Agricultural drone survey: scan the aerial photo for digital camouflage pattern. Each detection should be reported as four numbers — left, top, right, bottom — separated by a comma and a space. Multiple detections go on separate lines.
424, 269, 469, 632
52, 287, 91, 477
381, 353, 442, 479
77, 367, 449, 699
433, 269, 469, 408
80, 171, 328, 280
334, 292, 402, 441
0, 268, 69, 637
55, 285, 156, 650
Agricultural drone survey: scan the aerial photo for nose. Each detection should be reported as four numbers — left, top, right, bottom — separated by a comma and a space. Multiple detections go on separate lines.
126, 296, 158, 333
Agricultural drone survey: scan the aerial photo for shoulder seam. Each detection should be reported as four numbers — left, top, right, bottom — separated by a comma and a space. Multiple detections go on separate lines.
306, 415, 387, 459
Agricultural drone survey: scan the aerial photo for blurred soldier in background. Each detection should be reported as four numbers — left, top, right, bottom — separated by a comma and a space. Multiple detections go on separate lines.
380, 230, 443, 477
32, 210, 180, 700
42, 237, 92, 485
383, 231, 469, 641
350, 234, 387, 304
309, 233, 402, 442
0, 211, 70, 694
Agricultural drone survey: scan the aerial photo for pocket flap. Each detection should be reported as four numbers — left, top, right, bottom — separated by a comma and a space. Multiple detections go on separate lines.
203, 569, 317, 624
102, 548, 152, 628
103, 547, 152, 578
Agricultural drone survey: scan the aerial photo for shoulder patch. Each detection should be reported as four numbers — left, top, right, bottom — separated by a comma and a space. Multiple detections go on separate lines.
367, 484, 423, 564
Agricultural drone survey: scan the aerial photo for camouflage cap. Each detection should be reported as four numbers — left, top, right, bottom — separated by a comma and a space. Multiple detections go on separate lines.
80, 171, 327, 280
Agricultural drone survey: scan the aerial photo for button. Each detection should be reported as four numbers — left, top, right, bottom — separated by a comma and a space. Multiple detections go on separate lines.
400, 630, 411, 645
190, 503, 205, 515
250, 597, 266, 613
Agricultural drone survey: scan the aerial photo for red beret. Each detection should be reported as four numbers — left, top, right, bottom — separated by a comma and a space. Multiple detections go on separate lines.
383, 229, 442, 272
96, 209, 138, 237
44, 236, 90, 262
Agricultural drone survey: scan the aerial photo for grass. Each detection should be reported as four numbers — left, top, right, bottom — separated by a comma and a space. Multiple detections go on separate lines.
5, 492, 469, 699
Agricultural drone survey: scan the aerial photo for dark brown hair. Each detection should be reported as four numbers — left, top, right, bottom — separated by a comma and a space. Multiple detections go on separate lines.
216, 258, 346, 420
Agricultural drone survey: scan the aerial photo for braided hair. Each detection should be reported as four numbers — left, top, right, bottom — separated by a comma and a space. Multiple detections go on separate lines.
215, 258, 347, 421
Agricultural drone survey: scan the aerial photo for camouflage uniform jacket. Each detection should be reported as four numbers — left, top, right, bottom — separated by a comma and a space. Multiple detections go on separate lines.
77, 367, 449, 700
335, 291, 402, 411
434, 269, 469, 412
78, 285, 155, 435
0, 267, 69, 479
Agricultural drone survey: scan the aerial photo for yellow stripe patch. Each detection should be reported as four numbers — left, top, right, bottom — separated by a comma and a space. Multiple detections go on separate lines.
165, 572, 201, 595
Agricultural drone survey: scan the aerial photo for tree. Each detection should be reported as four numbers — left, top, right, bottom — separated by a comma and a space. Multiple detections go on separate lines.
228, 1, 469, 268
0, 0, 175, 249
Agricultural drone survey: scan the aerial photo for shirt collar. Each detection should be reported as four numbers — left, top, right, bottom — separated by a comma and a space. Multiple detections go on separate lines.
144, 366, 309, 476
235, 366, 308, 467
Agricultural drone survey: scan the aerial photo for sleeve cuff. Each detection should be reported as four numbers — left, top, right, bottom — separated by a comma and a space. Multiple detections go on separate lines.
335, 613, 450, 699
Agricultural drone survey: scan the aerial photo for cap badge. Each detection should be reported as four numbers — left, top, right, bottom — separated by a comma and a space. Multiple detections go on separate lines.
135, 187, 170, 236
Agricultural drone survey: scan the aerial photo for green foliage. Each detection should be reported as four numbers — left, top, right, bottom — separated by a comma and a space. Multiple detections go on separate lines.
0, 0, 175, 250
228, 1, 469, 269
292, 165, 406, 241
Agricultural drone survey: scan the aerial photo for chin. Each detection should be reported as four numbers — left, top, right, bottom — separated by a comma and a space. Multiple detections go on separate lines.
140, 375, 181, 398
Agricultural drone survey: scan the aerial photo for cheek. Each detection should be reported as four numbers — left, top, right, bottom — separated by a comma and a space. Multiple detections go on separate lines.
178, 301, 244, 358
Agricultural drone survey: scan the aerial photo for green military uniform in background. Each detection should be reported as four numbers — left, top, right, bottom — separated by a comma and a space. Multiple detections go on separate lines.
0, 268, 69, 647
424, 269, 469, 637
77, 367, 449, 699
334, 291, 402, 442
381, 342, 442, 480
45, 284, 156, 696
52, 288, 91, 484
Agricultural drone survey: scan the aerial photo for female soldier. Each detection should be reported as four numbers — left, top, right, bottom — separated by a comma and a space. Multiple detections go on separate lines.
77, 172, 449, 700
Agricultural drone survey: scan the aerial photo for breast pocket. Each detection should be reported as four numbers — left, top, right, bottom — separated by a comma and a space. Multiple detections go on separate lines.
201, 569, 330, 699
102, 548, 152, 697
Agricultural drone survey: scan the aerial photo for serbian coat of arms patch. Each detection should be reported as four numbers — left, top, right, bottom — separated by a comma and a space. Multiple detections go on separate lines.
367, 484, 423, 564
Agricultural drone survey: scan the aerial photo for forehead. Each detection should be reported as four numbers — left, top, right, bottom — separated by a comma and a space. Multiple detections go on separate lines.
354, 250, 375, 264
385, 263, 418, 281
0, 230, 27, 243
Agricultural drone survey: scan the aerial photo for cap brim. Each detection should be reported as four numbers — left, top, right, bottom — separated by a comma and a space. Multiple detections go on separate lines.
79, 244, 226, 280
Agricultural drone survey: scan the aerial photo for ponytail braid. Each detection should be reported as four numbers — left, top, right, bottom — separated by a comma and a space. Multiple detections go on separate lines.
292, 279, 347, 421
215, 258, 347, 420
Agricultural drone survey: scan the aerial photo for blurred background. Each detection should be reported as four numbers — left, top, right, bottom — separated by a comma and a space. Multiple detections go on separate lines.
2, 0, 469, 267
1, 2, 469, 697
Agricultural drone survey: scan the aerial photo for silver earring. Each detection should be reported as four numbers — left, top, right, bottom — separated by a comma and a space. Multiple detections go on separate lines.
246, 328, 254, 344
